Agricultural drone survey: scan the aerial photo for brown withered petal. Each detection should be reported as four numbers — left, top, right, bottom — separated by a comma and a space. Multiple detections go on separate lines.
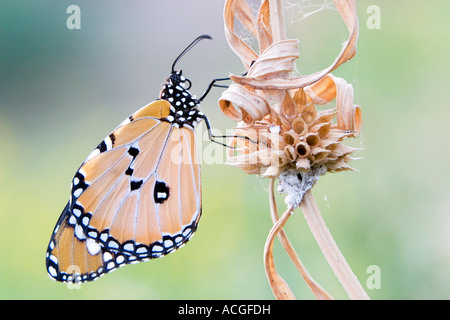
312, 110, 336, 127
291, 118, 307, 135
263, 164, 286, 178
219, 84, 271, 124
311, 147, 331, 157
319, 139, 339, 151
326, 160, 355, 172
304, 74, 337, 105
247, 40, 299, 78
281, 90, 297, 118
329, 144, 358, 159
295, 157, 311, 172
331, 74, 363, 137
300, 103, 317, 124
293, 88, 308, 110
326, 130, 352, 142
284, 145, 297, 162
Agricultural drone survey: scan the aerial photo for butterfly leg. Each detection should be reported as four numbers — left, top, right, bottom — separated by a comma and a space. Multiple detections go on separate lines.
197, 68, 256, 148
197, 77, 230, 102
198, 65, 253, 102
200, 114, 256, 149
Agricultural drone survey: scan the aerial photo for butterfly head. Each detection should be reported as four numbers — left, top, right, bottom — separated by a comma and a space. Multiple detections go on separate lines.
160, 70, 194, 102
160, 71, 198, 109
168, 70, 192, 90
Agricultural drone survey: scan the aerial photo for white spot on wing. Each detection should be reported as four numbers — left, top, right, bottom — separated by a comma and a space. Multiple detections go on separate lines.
116, 255, 125, 264
86, 238, 101, 255
104, 136, 113, 150
73, 208, 81, 217
124, 243, 134, 252
73, 188, 83, 198
48, 266, 57, 278
74, 224, 86, 240
68, 215, 77, 226
103, 252, 113, 262
157, 192, 167, 199
49, 254, 58, 264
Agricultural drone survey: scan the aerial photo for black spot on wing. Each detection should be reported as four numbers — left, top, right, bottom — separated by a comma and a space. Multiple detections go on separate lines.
108, 133, 116, 146
128, 147, 139, 158
97, 140, 107, 153
153, 180, 170, 204
130, 179, 143, 191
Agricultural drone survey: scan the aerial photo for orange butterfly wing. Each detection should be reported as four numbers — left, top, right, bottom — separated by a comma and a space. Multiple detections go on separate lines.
46, 203, 131, 282
46, 100, 202, 282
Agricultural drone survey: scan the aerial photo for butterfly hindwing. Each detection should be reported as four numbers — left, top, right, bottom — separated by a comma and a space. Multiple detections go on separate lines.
46, 202, 132, 282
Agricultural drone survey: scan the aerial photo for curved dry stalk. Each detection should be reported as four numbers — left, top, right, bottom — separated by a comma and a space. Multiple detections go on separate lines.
300, 190, 370, 300
268, 0, 287, 43
263, 204, 296, 300
268, 178, 333, 300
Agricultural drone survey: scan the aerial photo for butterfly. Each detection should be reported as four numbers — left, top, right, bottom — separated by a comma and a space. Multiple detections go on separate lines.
45, 35, 233, 283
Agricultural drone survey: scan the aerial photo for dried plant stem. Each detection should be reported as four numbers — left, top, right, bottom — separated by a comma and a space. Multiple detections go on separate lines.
300, 190, 370, 300
263, 204, 296, 300
268, 0, 287, 43
267, 0, 289, 106
269, 179, 333, 300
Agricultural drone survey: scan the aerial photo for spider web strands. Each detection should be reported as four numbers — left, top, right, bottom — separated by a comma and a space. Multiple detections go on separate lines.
284, 0, 336, 24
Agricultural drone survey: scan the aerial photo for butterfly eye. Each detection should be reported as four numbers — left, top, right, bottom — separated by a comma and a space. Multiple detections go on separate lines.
169, 72, 181, 86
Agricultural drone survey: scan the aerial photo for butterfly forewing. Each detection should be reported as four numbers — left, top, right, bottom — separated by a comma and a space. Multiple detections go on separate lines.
46, 99, 203, 282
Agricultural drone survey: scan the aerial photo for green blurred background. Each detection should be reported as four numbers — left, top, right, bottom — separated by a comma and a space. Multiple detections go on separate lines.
1, 0, 449, 299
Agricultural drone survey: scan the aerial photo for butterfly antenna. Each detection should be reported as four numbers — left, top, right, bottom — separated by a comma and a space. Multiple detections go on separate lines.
171, 34, 212, 72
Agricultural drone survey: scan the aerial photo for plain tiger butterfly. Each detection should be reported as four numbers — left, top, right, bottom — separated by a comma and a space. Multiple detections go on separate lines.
45, 35, 234, 283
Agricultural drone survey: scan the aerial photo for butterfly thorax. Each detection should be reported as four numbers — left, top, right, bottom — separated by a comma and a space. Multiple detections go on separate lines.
160, 71, 204, 128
